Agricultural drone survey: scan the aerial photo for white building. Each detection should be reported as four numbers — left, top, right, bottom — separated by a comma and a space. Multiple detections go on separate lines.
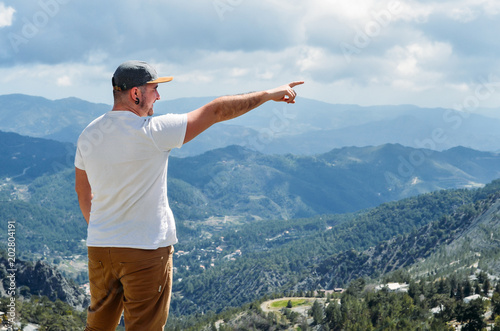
375, 282, 409, 293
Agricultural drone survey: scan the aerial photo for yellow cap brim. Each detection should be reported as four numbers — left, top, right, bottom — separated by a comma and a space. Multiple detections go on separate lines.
148, 76, 173, 84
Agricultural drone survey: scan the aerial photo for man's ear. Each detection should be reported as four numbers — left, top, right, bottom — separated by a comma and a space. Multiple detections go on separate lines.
129, 87, 141, 102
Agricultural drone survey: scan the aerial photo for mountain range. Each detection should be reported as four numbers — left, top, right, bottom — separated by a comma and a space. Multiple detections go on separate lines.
168, 144, 500, 220
0, 130, 73, 182
2, 95, 500, 328
2, 128, 500, 222
2, 94, 500, 157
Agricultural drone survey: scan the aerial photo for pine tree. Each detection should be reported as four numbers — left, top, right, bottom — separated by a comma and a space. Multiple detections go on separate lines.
311, 300, 323, 325
483, 278, 491, 296
492, 292, 500, 317
325, 301, 343, 331
463, 280, 472, 297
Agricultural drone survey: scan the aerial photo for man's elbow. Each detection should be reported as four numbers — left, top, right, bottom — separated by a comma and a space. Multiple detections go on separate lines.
76, 190, 92, 204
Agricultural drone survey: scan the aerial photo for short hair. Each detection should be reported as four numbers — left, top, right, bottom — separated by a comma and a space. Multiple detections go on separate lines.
112, 85, 146, 103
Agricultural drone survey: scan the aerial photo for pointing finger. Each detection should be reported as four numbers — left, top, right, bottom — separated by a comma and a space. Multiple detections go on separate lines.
289, 81, 305, 88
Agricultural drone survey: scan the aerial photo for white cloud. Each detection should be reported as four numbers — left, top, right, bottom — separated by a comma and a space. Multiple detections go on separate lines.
0, 62, 112, 103
481, 0, 500, 15
390, 41, 454, 76
174, 71, 214, 85
450, 7, 479, 22
371, 41, 453, 93
0, 3, 15, 27
57, 76, 72, 87
0, 1, 499, 109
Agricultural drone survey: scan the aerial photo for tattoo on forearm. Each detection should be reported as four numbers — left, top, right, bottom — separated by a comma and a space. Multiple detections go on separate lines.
214, 92, 263, 122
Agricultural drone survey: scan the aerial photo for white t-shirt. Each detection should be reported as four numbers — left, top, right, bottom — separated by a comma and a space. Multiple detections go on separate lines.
74, 111, 187, 249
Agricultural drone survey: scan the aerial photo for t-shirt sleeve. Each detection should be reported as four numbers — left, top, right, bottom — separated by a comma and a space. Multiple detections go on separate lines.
149, 113, 188, 151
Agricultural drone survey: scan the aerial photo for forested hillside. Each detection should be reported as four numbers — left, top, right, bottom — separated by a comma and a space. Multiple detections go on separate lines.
169, 144, 500, 219
2, 131, 500, 255
5, 180, 500, 330
313, 180, 500, 289
3, 136, 500, 256
2, 130, 500, 329
164, 179, 500, 329
0, 130, 73, 182
180, 271, 500, 330
3, 180, 500, 330
168, 185, 476, 317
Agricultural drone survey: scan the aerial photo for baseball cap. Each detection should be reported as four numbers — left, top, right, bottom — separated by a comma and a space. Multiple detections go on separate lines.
112, 60, 173, 91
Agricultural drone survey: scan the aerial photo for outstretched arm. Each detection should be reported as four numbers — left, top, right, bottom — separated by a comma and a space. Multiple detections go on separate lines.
183, 81, 304, 144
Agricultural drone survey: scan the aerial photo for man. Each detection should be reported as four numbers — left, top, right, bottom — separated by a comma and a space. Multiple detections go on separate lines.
74, 60, 303, 330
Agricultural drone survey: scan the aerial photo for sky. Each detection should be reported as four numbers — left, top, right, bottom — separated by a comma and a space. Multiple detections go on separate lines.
1, 0, 500, 110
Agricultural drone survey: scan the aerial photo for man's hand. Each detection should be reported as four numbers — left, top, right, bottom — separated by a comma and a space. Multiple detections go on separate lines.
267, 81, 305, 104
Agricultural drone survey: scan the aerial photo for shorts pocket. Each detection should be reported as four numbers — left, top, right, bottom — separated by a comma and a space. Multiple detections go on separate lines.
88, 259, 106, 295
120, 255, 165, 302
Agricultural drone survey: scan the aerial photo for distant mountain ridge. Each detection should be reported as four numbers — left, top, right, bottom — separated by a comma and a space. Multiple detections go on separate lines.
168, 144, 500, 218
0, 94, 109, 143
2, 94, 500, 156
0, 130, 73, 182
2, 126, 500, 218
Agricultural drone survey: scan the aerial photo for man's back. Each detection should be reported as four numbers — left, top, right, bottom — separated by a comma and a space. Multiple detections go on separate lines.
75, 110, 187, 249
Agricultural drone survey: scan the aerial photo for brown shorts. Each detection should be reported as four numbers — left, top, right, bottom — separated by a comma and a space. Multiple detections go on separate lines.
85, 246, 174, 331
